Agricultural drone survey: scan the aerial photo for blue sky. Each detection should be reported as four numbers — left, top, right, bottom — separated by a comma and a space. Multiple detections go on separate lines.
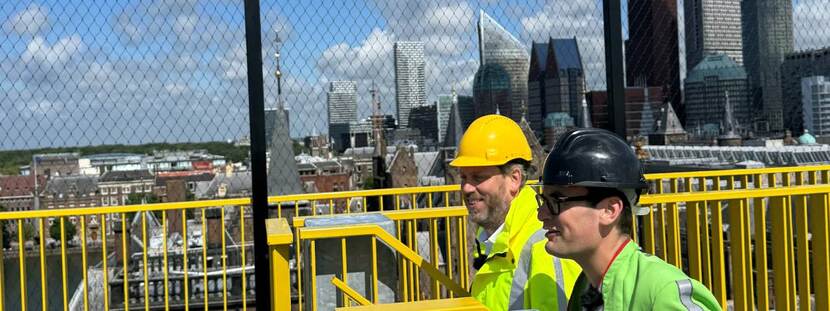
1, 0, 827, 150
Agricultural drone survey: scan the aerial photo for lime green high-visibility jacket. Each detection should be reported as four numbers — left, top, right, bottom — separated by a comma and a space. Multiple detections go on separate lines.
568, 241, 722, 311
471, 185, 582, 311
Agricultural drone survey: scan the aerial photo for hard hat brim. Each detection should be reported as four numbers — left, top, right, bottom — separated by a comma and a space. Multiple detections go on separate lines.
449, 155, 508, 168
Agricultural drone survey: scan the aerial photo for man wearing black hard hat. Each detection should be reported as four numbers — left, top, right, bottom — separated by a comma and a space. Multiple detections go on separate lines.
536, 128, 720, 310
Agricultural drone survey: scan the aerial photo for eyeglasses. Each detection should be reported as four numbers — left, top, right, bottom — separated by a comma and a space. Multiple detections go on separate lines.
535, 193, 594, 215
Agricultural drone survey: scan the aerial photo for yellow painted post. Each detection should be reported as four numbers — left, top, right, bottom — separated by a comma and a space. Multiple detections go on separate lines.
811, 193, 830, 311
17, 220, 27, 311
666, 179, 682, 268
769, 194, 794, 311
728, 198, 752, 311
0, 216, 4, 311
655, 180, 667, 261
740, 176, 755, 311
101, 215, 109, 311
182, 210, 189, 311
754, 175, 770, 311
221, 208, 228, 310
240, 207, 247, 311
81, 216, 88, 311
445, 217, 454, 299
201, 210, 208, 311
142, 213, 149, 311
430, 218, 440, 299
39, 218, 47, 311
371, 237, 379, 303
163, 213, 169, 310
795, 173, 812, 311
685, 178, 703, 282
62, 217, 69, 309
781, 176, 798, 310
341, 238, 349, 308
267, 218, 293, 311
121, 214, 129, 311
699, 178, 712, 289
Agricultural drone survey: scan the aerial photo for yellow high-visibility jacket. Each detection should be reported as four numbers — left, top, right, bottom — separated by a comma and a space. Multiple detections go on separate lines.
471, 186, 581, 311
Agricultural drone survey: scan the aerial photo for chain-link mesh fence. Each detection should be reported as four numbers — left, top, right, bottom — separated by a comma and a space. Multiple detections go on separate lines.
1, 0, 829, 309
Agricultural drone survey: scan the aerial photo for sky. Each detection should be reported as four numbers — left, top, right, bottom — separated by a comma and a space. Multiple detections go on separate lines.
1, 0, 828, 150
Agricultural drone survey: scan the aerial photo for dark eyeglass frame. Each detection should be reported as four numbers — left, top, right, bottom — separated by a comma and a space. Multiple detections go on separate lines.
536, 187, 625, 215
535, 193, 594, 215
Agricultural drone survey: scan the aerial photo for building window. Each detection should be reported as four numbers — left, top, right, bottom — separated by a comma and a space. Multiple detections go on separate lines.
146, 185, 152, 192
123, 186, 131, 194
101, 188, 108, 195
102, 199, 108, 206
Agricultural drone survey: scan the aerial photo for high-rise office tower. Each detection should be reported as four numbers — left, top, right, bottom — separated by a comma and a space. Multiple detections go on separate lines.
474, 11, 529, 122
782, 48, 830, 133
394, 41, 426, 129
626, 0, 682, 119
327, 81, 358, 152
436, 91, 455, 144
802, 76, 830, 136
684, 0, 744, 70
742, 0, 793, 132
684, 54, 751, 132
528, 37, 585, 141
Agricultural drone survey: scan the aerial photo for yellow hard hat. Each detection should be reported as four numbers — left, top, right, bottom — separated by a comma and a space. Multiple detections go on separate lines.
450, 114, 532, 167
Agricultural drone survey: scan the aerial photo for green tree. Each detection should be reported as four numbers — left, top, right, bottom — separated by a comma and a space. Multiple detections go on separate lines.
49, 218, 77, 242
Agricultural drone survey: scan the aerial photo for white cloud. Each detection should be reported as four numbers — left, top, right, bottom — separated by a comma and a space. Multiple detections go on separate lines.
3, 4, 48, 35
173, 14, 199, 39
21, 35, 85, 66
218, 45, 248, 80
521, 0, 606, 89
794, 0, 830, 51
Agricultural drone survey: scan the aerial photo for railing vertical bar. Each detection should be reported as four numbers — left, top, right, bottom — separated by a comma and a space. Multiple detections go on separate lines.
371, 237, 378, 304
769, 192, 794, 311
429, 218, 439, 299
121, 214, 129, 311
411, 220, 419, 301
754, 175, 770, 311
655, 180, 667, 261
102, 215, 109, 311
363, 197, 368, 213
62, 217, 69, 310
329, 199, 334, 215
341, 238, 349, 308
710, 182, 727, 308
310, 240, 318, 311
17, 219, 27, 311
666, 179, 682, 268
142, 212, 149, 311
162, 212, 169, 311
379, 196, 384, 211
240, 206, 247, 311
685, 177, 702, 282
795, 172, 811, 311
296, 227, 303, 311
81, 216, 89, 311
782, 177, 798, 309
182, 210, 189, 311
39, 218, 48, 311
396, 195, 401, 211
698, 177, 712, 290
201, 209, 208, 310
728, 197, 752, 311
221, 208, 227, 311
445, 216, 454, 299
428, 193, 433, 208
811, 192, 830, 311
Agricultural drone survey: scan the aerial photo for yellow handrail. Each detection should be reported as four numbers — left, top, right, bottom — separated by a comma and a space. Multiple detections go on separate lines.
298, 224, 469, 298
331, 277, 372, 306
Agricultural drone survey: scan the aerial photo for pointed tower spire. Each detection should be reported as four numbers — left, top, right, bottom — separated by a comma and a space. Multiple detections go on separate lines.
371, 81, 386, 158
267, 32, 303, 195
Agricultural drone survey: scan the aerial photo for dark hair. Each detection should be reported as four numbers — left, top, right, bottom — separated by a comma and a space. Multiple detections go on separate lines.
586, 187, 633, 235
498, 159, 535, 186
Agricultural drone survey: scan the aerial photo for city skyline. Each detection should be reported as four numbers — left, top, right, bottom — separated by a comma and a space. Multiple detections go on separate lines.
0, 1, 828, 150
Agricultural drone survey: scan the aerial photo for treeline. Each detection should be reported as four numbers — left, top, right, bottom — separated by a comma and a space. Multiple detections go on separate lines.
0, 142, 250, 176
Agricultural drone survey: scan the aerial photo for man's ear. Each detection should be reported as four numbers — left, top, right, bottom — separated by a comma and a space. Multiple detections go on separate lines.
507, 166, 523, 195
598, 196, 625, 227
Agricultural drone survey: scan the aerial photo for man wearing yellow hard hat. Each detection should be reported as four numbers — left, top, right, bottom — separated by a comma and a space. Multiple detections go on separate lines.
450, 114, 581, 311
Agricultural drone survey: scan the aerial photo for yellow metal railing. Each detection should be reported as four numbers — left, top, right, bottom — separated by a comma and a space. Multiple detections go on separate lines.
4, 166, 830, 310
290, 207, 471, 311
638, 182, 830, 311
0, 198, 255, 311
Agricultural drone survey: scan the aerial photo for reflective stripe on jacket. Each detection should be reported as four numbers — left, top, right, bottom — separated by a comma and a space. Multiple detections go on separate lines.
568, 241, 722, 311
471, 185, 581, 311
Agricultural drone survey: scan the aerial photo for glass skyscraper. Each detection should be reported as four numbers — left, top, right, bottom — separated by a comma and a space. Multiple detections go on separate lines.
474, 11, 529, 122
684, 0, 744, 70
327, 81, 358, 152
394, 41, 426, 129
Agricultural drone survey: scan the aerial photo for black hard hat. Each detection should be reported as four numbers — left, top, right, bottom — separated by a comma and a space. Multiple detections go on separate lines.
542, 128, 647, 193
